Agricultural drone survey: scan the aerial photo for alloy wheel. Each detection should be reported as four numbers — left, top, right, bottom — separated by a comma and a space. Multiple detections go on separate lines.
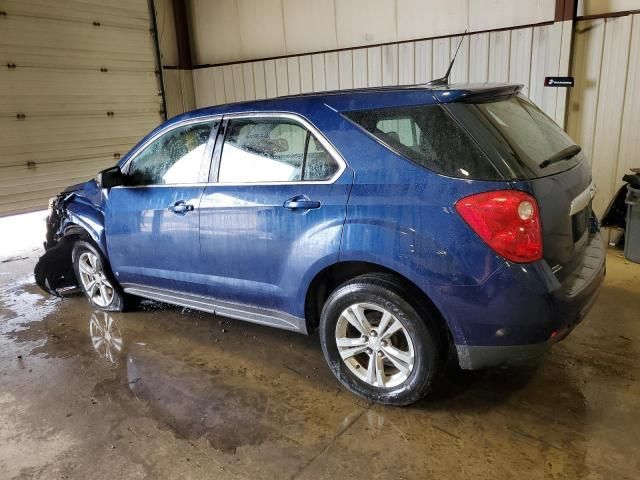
335, 302, 415, 388
78, 251, 115, 308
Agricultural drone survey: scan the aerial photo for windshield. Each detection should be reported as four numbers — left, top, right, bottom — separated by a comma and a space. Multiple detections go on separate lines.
446, 94, 584, 179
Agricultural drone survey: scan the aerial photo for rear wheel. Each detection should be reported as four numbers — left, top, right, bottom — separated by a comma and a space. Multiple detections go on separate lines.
319, 274, 441, 406
72, 241, 127, 312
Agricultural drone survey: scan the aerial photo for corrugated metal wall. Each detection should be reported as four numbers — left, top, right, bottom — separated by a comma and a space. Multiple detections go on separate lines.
192, 21, 572, 127
0, 0, 164, 216
567, 13, 640, 217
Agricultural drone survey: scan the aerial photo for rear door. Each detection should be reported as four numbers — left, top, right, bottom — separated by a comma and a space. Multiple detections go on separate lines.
105, 118, 219, 293
198, 113, 351, 315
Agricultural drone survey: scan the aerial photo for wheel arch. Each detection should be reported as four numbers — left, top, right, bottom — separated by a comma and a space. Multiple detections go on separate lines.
64, 202, 108, 257
304, 260, 455, 356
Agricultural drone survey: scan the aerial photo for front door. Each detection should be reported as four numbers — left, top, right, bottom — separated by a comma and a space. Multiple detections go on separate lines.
198, 114, 351, 316
105, 118, 219, 293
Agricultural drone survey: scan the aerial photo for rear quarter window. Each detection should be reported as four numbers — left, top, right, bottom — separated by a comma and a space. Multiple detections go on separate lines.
343, 105, 502, 180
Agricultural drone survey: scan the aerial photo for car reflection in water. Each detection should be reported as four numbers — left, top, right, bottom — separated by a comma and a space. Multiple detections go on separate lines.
84, 310, 291, 453
89, 310, 124, 363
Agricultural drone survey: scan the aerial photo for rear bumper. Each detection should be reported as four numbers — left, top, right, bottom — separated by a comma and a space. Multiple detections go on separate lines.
456, 342, 550, 370
435, 231, 606, 370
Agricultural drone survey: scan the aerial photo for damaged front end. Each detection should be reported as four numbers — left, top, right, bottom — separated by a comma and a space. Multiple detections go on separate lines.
34, 185, 84, 296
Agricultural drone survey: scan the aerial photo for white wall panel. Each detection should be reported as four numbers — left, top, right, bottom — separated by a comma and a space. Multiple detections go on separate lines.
336, 0, 397, 48
264, 60, 278, 98
352, 49, 368, 88
189, 0, 241, 65
338, 51, 354, 89
567, 14, 640, 219
243, 63, 256, 101
367, 47, 382, 87
222, 65, 236, 103
554, 21, 573, 125
488, 31, 511, 82
237, 0, 287, 60
470, 0, 555, 32
566, 20, 605, 163
397, 0, 468, 42
432, 37, 451, 79
299, 56, 314, 93
585, 16, 632, 216
275, 58, 289, 96
468, 33, 490, 82
325, 52, 340, 91
252, 62, 267, 100
414, 40, 433, 83
283, 0, 338, 53
616, 14, 640, 183
449, 36, 469, 84
398, 43, 415, 85
232, 64, 245, 102
192, 68, 216, 107
509, 28, 534, 96
286, 57, 301, 95
213, 67, 227, 104
312, 54, 326, 92
163, 66, 194, 116
530, 23, 564, 122
382, 44, 399, 86
189, 0, 557, 65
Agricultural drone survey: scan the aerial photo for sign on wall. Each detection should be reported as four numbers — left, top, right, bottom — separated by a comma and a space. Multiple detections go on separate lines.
544, 76, 575, 87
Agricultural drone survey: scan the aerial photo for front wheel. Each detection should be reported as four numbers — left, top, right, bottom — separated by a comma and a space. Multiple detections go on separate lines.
319, 274, 441, 406
72, 240, 127, 312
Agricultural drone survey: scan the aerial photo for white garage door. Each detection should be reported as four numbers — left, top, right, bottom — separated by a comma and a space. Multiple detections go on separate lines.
0, 0, 164, 216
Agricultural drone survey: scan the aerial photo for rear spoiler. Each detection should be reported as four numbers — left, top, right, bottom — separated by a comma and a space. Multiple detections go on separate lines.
432, 84, 523, 104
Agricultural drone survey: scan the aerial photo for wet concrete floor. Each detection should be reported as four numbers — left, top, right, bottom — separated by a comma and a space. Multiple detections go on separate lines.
1, 250, 639, 479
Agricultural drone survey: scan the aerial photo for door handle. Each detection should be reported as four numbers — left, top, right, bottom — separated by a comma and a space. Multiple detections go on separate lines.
283, 196, 321, 210
168, 200, 195, 215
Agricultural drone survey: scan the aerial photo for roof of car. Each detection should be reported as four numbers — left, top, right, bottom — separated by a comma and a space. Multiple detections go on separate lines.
169, 83, 522, 125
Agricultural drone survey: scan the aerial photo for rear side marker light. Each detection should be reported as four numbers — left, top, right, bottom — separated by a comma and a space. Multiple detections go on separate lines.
455, 190, 543, 263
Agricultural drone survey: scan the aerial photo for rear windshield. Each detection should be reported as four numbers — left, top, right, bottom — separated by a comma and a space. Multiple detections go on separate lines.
447, 94, 583, 179
343, 105, 502, 180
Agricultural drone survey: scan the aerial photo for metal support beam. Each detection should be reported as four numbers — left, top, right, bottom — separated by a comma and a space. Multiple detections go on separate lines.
171, 0, 192, 69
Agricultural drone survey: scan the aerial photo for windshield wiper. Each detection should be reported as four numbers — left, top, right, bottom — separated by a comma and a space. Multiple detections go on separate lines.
539, 145, 581, 169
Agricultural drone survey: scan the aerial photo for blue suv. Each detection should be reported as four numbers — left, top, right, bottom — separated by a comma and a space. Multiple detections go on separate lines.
35, 84, 605, 405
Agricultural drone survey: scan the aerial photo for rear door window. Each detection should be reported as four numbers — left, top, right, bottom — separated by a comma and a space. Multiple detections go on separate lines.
344, 105, 502, 180
217, 117, 340, 183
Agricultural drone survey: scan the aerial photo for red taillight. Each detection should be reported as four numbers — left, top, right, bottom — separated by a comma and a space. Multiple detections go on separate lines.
455, 190, 543, 263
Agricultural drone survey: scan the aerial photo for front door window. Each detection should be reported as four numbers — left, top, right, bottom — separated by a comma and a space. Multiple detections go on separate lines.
127, 121, 217, 186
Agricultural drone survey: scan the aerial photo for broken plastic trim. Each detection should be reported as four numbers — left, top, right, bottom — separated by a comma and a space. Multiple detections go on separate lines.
34, 236, 79, 297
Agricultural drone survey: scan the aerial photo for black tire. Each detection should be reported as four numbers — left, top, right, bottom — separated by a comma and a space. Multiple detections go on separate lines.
319, 273, 441, 406
72, 240, 130, 312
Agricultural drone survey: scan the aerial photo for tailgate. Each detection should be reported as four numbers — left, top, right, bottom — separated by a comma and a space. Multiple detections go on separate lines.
514, 160, 595, 274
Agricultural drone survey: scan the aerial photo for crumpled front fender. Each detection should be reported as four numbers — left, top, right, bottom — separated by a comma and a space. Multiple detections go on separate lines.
34, 183, 105, 297
65, 202, 107, 257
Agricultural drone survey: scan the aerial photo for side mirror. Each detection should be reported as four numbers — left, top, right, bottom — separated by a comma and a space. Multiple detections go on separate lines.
95, 165, 125, 189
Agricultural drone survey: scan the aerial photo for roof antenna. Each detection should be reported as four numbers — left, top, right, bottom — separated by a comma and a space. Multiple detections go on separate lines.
426, 30, 467, 87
